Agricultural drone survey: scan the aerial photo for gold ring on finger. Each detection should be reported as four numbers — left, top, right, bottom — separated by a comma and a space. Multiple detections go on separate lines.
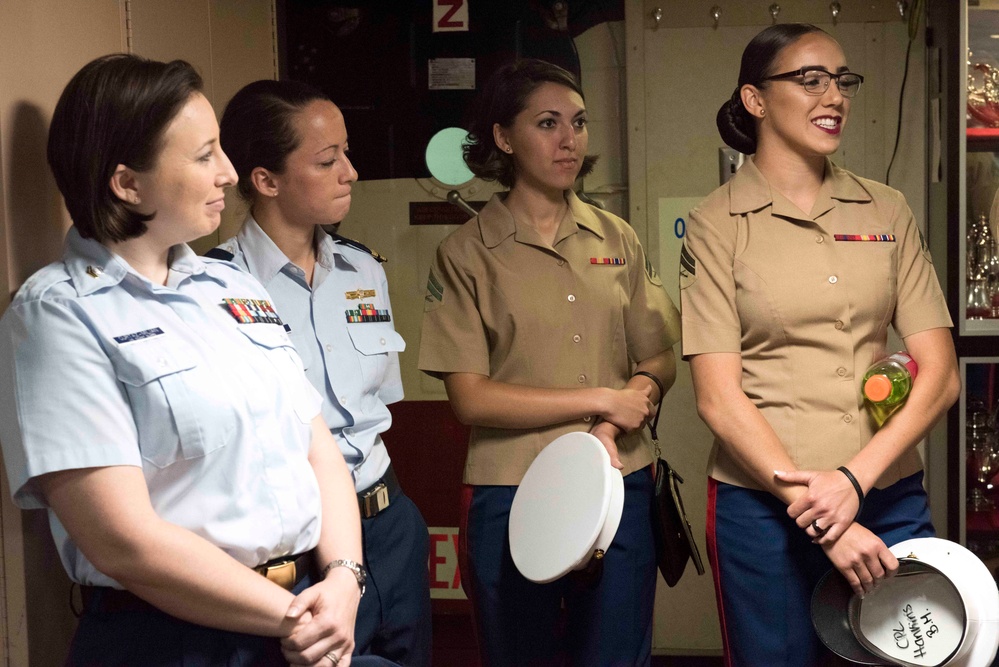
325, 651, 340, 666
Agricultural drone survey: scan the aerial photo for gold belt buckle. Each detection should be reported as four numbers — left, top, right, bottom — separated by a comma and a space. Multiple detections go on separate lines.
362, 482, 390, 518
261, 560, 297, 591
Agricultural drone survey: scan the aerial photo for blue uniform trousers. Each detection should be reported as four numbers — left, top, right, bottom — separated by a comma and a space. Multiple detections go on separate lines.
707, 471, 934, 667
354, 490, 432, 667
460, 468, 656, 667
66, 573, 400, 667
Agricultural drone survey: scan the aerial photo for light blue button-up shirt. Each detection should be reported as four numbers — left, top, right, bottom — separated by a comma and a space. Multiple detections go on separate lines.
0, 228, 323, 587
218, 217, 405, 491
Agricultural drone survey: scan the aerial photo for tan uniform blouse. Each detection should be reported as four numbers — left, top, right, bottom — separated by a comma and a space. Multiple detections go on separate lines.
419, 191, 681, 485
680, 158, 952, 491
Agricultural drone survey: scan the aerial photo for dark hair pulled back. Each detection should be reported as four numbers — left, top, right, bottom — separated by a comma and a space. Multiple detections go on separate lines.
219, 79, 329, 201
464, 59, 596, 188
716, 23, 826, 155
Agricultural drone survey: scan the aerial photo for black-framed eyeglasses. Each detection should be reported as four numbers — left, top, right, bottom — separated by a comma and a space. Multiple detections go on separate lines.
762, 68, 865, 98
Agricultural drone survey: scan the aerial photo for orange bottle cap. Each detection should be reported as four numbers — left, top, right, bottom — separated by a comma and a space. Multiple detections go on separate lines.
864, 375, 892, 402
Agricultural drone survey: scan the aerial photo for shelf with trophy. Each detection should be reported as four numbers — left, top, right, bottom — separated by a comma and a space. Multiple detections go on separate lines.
963, 45, 999, 334
963, 361, 999, 569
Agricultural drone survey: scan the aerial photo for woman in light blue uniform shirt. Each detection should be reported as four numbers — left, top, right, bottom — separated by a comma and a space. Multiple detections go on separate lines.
211, 79, 432, 667
0, 54, 385, 667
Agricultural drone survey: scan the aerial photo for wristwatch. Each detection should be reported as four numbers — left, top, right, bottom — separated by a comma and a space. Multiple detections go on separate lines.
321, 559, 366, 597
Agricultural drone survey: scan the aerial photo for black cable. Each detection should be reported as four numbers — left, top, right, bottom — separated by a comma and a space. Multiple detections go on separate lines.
885, 36, 914, 186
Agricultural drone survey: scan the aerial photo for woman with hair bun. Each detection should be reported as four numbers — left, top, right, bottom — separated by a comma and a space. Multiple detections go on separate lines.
682, 24, 959, 665
213, 78, 432, 667
419, 58, 681, 666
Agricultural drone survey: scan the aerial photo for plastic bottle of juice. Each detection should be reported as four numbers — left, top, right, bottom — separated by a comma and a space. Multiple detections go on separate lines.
862, 352, 919, 427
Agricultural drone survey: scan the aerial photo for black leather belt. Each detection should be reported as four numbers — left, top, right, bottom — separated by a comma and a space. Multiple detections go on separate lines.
79, 552, 312, 614
79, 585, 158, 615
358, 465, 400, 519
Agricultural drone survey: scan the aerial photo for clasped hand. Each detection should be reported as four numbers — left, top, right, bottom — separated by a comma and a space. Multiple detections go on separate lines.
601, 385, 654, 433
822, 522, 898, 597
280, 569, 360, 666
775, 468, 859, 544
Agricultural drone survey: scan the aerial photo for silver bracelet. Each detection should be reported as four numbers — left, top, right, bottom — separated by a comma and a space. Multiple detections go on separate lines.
320, 558, 366, 597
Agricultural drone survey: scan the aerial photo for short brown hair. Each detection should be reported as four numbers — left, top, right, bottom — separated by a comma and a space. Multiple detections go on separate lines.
47, 53, 203, 244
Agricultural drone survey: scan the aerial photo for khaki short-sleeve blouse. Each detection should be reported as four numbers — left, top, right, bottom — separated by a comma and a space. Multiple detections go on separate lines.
420, 191, 681, 485
680, 158, 952, 490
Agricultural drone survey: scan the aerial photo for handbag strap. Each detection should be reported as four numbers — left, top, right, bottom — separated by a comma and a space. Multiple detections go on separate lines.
632, 371, 665, 459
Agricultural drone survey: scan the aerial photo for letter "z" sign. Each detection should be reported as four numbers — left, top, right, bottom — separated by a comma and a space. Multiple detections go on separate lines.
434, 0, 469, 32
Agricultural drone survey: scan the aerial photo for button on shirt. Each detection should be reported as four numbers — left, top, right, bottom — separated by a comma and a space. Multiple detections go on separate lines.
218, 218, 405, 491
419, 191, 681, 485
680, 158, 952, 490
0, 228, 324, 587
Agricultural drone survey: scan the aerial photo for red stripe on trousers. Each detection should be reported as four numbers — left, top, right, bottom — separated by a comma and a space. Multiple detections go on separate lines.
706, 477, 734, 667
458, 484, 473, 599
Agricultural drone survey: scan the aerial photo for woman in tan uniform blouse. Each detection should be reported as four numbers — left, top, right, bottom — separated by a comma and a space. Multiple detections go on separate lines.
419, 59, 680, 666
681, 24, 960, 666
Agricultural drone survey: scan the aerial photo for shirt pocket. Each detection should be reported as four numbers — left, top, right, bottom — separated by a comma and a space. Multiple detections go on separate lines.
238, 325, 318, 425
112, 336, 233, 469
842, 241, 897, 324
345, 324, 405, 388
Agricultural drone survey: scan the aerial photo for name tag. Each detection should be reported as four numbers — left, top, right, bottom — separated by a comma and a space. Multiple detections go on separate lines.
113, 327, 165, 345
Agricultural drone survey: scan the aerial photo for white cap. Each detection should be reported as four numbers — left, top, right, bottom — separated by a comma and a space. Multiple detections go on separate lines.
508, 431, 624, 584
812, 537, 999, 666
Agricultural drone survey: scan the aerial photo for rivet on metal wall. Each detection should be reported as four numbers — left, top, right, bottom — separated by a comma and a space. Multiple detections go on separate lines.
769, 3, 781, 24
652, 7, 663, 29
830, 1, 841, 25
711, 5, 721, 28
897, 0, 909, 19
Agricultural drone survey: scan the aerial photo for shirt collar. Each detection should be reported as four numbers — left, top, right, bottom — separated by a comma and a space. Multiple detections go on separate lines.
729, 157, 873, 220
237, 215, 343, 284
478, 189, 605, 250
64, 227, 219, 296
237, 215, 291, 283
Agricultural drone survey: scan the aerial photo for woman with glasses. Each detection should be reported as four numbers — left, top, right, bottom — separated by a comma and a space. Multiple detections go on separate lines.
681, 23, 958, 665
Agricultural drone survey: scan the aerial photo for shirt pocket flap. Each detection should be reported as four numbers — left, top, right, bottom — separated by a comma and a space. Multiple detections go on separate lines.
236, 324, 296, 351
346, 325, 406, 356
112, 336, 197, 386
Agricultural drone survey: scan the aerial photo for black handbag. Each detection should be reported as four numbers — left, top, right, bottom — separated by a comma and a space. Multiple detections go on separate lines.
648, 392, 705, 587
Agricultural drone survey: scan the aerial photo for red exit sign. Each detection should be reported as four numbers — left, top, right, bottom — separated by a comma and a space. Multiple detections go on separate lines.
427, 526, 466, 599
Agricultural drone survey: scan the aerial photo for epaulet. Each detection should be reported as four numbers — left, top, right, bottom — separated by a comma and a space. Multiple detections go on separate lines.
204, 247, 235, 261
329, 233, 387, 263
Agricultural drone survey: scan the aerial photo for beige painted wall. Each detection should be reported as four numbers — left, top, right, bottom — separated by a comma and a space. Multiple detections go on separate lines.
0, 4, 126, 662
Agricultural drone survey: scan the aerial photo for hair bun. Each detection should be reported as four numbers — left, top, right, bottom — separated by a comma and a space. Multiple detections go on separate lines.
716, 96, 756, 156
